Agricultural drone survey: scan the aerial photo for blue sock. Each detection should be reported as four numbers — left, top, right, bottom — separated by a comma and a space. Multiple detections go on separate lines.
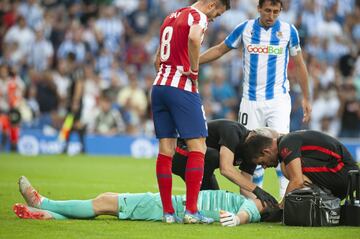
40, 198, 95, 219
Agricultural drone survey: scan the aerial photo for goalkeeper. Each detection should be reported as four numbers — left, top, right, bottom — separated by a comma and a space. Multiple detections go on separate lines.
14, 176, 267, 226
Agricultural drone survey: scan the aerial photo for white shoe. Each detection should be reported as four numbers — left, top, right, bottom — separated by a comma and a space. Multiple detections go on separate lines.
18, 176, 43, 208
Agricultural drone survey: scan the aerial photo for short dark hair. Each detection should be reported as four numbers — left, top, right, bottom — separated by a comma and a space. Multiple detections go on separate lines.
218, 0, 231, 10
258, 0, 283, 8
243, 134, 273, 163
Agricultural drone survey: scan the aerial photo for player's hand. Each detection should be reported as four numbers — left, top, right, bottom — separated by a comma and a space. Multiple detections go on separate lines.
181, 69, 198, 82
219, 210, 240, 227
302, 98, 312, 123
252, 186, 278, 208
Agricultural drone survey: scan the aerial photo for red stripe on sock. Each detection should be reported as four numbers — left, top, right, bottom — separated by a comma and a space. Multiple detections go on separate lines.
156, 154, 174, 214
185, 151, 205, 214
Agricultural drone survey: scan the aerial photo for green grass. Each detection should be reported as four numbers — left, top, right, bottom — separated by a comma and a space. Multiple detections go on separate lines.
0, 153, 359, 239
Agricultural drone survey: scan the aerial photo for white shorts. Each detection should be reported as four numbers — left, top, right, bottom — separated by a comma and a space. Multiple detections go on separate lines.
238, 93, 291, 134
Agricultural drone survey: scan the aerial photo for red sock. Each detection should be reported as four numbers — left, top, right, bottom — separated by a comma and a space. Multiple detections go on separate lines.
185, 151, 204, 214
156, 154, 174, 214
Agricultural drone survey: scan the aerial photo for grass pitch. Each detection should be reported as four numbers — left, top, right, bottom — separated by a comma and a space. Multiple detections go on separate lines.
0, 153, 359, 239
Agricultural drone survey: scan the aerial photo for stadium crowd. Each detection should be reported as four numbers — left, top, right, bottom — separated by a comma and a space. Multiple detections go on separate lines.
0, 0, 360, 151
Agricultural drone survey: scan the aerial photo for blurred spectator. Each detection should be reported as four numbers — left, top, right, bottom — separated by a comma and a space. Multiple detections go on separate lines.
125, 0, 155, 36
80, 64, 101, 128
338, 82, 360, 137
0, 0, 19, 53
28, 28, 54, 71
4, 16, 35, 67
317, 10, 342, 41
52, 59, 70, 114
33, 70, 59, 116
1, 1, 18, 30
5, 66, 25, 151
95, 44, 113, 75
200, 80, 217, 120
278, 0, 296, 24
210, 66, 237, 120
22, 84, 40, 128
0, 0, 358, 144
99, 60, 128, 91
125, 36, 149, 72
95, 5, 124, 54
0, 64, 9, 150
91, 93, 125, 136
310, 85, 340, 135
117, 66, 147, 135
57, 21, 86, 63
17, 0, 44, 30
301, 0, 323, 37
338, 51, 357, 78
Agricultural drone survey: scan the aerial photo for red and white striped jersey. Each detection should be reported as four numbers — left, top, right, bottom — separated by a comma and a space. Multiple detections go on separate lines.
153, 7, 208, 93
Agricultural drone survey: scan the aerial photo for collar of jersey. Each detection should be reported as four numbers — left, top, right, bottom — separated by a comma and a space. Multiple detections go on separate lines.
255, 17, 280, 31
190, 6, 208, 22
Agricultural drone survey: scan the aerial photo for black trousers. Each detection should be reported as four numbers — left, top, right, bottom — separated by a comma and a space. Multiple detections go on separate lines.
172, 147, 221, 190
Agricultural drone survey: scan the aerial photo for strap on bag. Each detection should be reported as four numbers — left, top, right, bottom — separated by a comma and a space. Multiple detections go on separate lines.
356, 170, 360, 202
345, 170, 360, 205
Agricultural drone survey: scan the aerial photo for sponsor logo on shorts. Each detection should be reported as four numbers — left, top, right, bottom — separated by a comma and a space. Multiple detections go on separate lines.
247, 44, 284, 55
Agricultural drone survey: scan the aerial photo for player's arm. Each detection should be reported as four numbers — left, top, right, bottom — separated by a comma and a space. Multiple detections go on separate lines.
188, 24, 203, 72
219, 146, 278, 206
154, 47, 160, 72
219, 146, 256, 192
291, 51, 312, 123
239, 171, 256, 199
199, 41, 231, 64
281, 157, 304, 207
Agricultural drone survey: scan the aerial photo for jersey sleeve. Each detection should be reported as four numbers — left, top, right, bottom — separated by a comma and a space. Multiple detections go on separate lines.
278, 135, 302, 165
188, 9, 207, 29
218, 130, 239, 153
224, 20, 248, 49
239, 160, 257, 175
288, 24, 301, 56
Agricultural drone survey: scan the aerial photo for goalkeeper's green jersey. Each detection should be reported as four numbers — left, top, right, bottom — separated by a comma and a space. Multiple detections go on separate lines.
117, 190, 260, 222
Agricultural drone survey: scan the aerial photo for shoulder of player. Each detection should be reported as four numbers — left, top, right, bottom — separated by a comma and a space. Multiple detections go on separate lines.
278, 131, 303, 146
208, 119, 240, 131
188, 7, 207, 19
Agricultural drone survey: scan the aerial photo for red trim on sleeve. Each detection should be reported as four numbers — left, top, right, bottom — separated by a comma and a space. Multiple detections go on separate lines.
189, 9, 201, 25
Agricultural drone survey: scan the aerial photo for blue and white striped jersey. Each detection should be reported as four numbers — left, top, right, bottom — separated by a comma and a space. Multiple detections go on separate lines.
225, 18, 301, 101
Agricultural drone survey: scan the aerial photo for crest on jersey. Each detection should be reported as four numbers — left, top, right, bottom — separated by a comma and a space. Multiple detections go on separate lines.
276, 31, 283, 39
280, 147, 292, 159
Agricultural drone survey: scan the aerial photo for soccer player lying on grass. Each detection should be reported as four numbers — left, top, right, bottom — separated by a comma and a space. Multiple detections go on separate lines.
13, 176, 275, 226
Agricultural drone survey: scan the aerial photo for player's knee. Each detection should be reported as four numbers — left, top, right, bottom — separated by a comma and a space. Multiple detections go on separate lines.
186, 138, 206, 154
160, 149, 175, 157
93, 193, 118, 215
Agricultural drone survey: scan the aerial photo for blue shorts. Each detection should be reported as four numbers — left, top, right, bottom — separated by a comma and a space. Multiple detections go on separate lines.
151, 85, 208, 139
